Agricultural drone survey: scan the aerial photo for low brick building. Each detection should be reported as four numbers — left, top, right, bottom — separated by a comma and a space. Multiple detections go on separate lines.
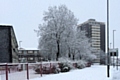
0, 25, 18, 63
18, 49, 42, 63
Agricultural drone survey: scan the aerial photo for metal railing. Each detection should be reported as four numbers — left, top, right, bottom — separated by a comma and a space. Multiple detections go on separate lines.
0, 62, 80, 80
0, 62, 59, 80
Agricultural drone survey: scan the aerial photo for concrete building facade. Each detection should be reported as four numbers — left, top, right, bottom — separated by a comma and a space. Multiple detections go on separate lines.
78, 19, 106, 63
18, 49, 42, 63
0, 25, 18, 63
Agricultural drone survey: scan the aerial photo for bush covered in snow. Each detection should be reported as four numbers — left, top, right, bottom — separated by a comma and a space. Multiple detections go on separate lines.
33, 57, 90, 74
58, 57, 75, 72
58, 63, 71, 72
76, 60, 87, 69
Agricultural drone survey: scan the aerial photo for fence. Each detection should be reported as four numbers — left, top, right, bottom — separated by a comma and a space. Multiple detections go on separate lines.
0, 62, 78, 80
0, 63, 30, 80
0, 62, 58, 80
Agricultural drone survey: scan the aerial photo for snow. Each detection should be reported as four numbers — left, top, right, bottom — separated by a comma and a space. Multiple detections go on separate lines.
29, 65, 110, 80
0, 65, 120, 80
112, 68, 120, 80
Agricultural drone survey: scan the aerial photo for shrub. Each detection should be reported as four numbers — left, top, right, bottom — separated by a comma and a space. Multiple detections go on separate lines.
58, 57, 75, 72
33, 63, 60, 74
58, 63, 71, 72
76, 60, 87, 69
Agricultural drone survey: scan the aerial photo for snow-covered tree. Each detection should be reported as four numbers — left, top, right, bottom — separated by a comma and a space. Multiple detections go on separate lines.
99, 50, 107, 64
36, 5, 78, 61
72, 30, 96, 62
35, 5, 96, 62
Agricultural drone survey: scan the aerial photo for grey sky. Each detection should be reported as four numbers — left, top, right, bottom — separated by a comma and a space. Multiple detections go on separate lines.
0, 0, 120, 51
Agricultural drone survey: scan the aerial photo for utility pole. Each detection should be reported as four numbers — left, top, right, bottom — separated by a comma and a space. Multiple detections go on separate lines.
107, 0, 110, 77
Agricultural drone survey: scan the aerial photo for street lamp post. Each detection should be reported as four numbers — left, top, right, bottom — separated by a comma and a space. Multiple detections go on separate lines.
113, 30, 116, 49
110, 43, 112, 48
107, 0, 110, 77
19, 41, 22, 49
113, 30, 118, 70
19, 41, 22, 62
113, 30, 116, 67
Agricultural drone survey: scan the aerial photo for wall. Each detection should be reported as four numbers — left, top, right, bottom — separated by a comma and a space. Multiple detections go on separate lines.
0, 26, 10, 62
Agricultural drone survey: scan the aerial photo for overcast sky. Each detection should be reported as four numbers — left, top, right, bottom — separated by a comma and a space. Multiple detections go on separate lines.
0, 0, 120, 52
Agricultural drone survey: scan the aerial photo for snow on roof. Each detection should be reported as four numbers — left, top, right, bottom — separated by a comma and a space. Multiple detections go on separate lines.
0, 24, 13, 26
22, 48, 39, 50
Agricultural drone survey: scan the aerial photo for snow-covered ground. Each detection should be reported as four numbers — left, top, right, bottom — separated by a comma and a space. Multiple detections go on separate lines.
0, 65, 120, 80
30, 65, 112, 80
112, 68, 120, 80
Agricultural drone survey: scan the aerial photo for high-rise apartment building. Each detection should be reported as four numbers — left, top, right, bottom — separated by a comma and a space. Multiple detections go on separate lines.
78, 19, 106, 63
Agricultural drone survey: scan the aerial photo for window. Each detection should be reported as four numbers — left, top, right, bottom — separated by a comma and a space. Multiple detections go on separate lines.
23, 51, 27, 55
28, 57, 34, 60
19, 50, 22, 53
34, 51, 38, 53
28, 50, 33, 53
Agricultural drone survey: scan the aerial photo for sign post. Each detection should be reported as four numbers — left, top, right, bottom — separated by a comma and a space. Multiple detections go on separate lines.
109, 48, 119, 70
116, 49, 119, 70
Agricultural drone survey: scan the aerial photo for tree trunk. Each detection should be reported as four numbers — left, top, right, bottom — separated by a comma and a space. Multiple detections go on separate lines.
68, 53, 71, 58
73, 54, 75, 60
72, 49, 75, 60
80, 55, 81, 60
68, 47, 71, 58
56, 40, 60, 61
